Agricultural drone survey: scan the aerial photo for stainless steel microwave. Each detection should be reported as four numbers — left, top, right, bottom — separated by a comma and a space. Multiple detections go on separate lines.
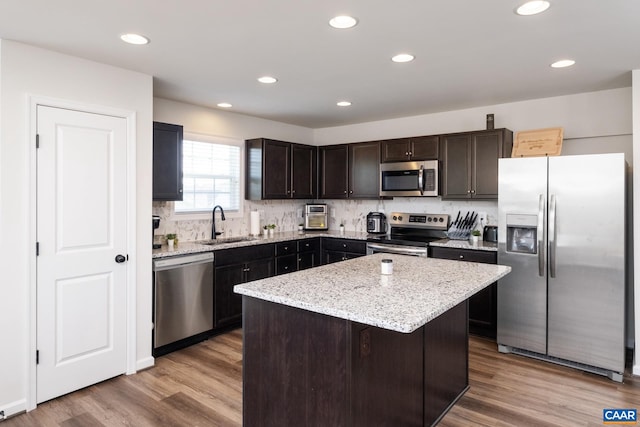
379, 160, 439, 197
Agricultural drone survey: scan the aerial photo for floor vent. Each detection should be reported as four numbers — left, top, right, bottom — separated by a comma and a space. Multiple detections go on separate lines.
498, 344, 623, 382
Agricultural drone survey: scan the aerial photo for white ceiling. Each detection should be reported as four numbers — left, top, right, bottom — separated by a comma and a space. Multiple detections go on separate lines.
1, 1, 639, 128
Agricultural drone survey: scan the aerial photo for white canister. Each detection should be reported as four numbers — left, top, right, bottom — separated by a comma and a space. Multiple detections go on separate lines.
381, 258, 393, 275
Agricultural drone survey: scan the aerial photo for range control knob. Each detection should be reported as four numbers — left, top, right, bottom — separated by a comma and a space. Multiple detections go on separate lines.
393, 215, 398, 220
398, 216, 403, 221
427, 217, 432, 222
438, 217, 444, 222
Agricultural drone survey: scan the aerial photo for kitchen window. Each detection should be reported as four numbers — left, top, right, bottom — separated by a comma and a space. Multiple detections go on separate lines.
174, 135, 242, 214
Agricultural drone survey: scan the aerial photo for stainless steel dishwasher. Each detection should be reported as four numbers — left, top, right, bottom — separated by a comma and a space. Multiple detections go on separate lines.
153, 252, 214, 354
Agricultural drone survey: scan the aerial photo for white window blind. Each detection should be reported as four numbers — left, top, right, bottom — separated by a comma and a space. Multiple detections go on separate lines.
175, 139, 241, 212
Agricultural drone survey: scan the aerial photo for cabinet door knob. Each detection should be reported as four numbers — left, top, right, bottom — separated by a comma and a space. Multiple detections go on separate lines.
344, 190, 347, 194
408, 151, 412, 156
305, 243, 309, 247
284, 246, 288, 250
470, 190, 476, 194
349, 190, 353, 194
459, 255, 464, 259
405, 151, 409, 156
243, 267, 250, 272
284, 266, 288, 270
343, 244, 347, 248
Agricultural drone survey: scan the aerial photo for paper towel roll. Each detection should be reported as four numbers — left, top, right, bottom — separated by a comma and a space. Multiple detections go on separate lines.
250, 211, 260, 236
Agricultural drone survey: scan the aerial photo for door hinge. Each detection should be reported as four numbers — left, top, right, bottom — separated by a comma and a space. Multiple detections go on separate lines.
36, 134, 40, 149
36, 242, 40, 256
36, 350, 40, 365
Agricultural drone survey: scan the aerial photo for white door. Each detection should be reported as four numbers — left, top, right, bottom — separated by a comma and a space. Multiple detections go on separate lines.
36, 105, 128, 403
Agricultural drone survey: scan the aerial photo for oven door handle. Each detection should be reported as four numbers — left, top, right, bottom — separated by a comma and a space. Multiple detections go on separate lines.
367, 243, 428, 256
418, 165, 424, 196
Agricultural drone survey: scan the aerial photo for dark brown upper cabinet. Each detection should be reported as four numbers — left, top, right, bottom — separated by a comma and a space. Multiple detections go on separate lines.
440, 128, 513, 200
245, 138, 317, 200
153, 121, 184, 201
319, 141, 380, 199
380, 135, 439, 163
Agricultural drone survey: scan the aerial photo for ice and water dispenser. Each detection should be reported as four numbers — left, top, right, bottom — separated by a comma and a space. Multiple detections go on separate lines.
505, 214, 538, 254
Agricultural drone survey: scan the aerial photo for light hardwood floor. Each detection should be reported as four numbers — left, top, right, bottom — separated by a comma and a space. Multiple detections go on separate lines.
5, 329, 639, 426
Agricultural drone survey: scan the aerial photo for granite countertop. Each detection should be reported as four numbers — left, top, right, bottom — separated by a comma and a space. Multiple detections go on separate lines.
234, 253, 510, 333
430, 239, 498, 252
152, 230, 370, 259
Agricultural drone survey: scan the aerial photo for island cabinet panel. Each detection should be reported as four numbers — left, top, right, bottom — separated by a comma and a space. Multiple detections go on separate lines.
350, 324, 424, 426
243, 298, 349, 427
214, 244, 274, 329
242, 297, 470, 427
440, 128, 512, 200
424, 300, 469, 425
153, 121, 183, 201
321, 238, 367, 264
429, 246, 497, 338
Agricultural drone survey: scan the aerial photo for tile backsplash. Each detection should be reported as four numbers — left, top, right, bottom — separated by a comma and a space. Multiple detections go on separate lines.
152, 198, 498, 243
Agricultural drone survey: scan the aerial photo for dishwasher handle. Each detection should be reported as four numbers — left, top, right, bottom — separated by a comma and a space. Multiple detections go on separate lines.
153, 252, 214, 271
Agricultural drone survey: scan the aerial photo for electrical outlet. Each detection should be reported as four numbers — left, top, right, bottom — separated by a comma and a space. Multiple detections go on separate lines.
331, 208, 336, 218
297, 208, 302, 218
477, 211, 487, 226
258, 210, 265, 220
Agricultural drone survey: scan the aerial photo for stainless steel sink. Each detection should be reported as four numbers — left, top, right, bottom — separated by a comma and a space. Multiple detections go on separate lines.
200, 237, 257, 245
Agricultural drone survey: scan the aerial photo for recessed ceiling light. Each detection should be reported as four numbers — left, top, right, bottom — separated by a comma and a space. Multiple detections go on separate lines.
257, 76, 278, 84
516, 1, 551, 16
120, 33, 149, 45
337, 101, 352, 107
217, 102, 233, 108
550, 59, 575, 68
329, 15, 358, 29
392, 53, 415, 63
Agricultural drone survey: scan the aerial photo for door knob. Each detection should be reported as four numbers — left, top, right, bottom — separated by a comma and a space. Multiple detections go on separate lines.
115, 254, 126, 263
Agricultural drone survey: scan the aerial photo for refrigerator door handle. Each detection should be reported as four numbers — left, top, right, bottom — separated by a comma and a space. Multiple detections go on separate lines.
538, 194, 545, 277
549, 194, 557, 278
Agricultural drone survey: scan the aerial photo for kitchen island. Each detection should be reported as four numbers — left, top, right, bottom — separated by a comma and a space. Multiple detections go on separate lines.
235, 253, 510, 426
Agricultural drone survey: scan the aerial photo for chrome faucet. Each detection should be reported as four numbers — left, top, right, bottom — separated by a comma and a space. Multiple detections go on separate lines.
211, 205, 226, 239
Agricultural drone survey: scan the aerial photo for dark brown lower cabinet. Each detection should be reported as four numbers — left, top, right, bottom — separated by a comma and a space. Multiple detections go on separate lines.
322, 238, 367, 264
297, 238, 321, 270
214, 244, 274, 329
429, 246, 497, 338
243, 297, 469, 426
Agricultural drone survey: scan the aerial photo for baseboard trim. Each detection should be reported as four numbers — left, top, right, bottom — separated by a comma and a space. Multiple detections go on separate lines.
1, 398, 27, 418
135, 356, 155, 372
633, 363, 640, 377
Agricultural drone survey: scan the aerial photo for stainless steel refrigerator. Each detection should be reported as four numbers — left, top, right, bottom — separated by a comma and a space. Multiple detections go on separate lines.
497, 153, 626, 381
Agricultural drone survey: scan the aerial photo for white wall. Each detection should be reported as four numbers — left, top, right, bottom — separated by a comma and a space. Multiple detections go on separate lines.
314, 88, 631, 144
633, 70, 640, 376
154, 97, 314, 144
0, 40, 153, 416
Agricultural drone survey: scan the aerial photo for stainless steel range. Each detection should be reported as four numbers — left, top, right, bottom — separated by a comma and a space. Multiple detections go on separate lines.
366, 212, 449, 257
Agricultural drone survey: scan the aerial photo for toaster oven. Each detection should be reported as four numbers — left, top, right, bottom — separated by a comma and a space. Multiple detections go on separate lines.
304, 204, 328, 230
